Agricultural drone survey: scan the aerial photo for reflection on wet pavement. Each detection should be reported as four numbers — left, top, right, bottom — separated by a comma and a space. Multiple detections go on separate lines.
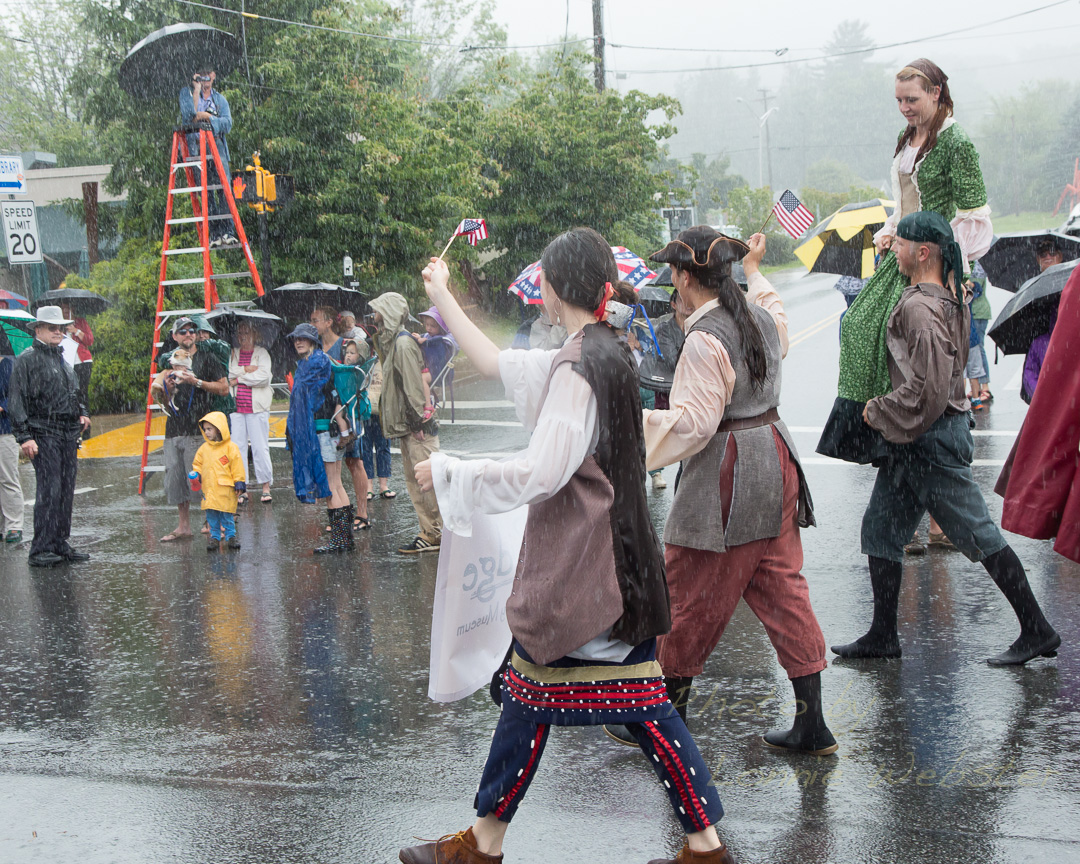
2, 276, 1078, 863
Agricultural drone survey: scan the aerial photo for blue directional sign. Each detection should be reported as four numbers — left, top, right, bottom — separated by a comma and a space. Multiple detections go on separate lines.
0, 155, 28, 195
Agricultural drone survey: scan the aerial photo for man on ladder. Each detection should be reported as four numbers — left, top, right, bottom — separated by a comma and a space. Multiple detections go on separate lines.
179, 64, 236, 248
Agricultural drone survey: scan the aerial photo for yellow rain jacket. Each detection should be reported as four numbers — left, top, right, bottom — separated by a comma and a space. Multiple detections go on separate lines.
191, 411, 246, 513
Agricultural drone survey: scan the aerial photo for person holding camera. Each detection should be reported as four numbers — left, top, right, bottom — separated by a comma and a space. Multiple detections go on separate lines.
179, 64, 235, 247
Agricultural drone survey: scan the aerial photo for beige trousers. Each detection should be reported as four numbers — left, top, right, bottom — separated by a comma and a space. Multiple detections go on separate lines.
398, 432, 442, 542
0, 434, 24, 533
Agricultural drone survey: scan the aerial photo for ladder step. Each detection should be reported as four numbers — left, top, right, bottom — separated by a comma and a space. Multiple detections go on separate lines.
166, 215, 232, 224
141, 465, 166, 473
164, 246, 207, 255
160, 271, 252, 286
146, 435, 166, 441
171, 185, 223, 194
172, 162, 202, 169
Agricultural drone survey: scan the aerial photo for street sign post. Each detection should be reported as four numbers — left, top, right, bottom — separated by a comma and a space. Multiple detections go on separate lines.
0, 155, 28, 195
2, 200, 43, 265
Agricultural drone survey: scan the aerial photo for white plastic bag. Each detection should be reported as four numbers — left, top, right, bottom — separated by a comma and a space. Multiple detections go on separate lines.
427, 507, 526, 702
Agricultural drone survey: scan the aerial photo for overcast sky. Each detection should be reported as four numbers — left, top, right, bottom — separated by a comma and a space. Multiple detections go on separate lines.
486, 0, 1080, 91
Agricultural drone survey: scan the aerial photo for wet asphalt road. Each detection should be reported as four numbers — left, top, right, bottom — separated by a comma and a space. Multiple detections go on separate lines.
2, 272, 1078, 864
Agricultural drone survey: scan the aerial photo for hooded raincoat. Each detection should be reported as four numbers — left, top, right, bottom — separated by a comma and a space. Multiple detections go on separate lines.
192, 411, 246, 513
369, 293, 429, 439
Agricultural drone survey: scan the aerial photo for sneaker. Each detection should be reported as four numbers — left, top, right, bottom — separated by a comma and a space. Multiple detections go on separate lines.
398, 535, 440, 555
651, 472, 667, 490
4, 530, 21, 544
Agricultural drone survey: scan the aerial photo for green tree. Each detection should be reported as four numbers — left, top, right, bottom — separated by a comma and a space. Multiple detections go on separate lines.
690, 153, 746, 223
725, 185, 797, 265
479, 54, 681, 290
0, 0, 100, 163
976, 81, 1080, 215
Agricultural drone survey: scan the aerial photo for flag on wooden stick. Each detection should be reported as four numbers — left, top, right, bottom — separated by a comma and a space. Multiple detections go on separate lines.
454, 218, 488, 246
771, 190, 815, 238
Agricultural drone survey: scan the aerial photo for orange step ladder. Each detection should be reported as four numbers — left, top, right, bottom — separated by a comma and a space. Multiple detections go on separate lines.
138, 125, 265, 493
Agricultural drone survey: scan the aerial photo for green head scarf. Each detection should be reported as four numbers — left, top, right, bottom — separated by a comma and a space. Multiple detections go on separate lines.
895, 211, 965, 303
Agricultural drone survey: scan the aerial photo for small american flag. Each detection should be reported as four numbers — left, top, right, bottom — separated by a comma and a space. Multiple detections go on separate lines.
454, 218, 488, 246
771, 190, 814, 238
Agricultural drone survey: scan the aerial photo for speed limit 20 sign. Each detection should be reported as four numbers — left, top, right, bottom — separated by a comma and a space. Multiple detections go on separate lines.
2, 200, 43, 265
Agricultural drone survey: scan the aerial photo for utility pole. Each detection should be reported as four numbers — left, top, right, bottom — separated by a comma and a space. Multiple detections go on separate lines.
760, 89, 774, 191
592, 0, 605, 93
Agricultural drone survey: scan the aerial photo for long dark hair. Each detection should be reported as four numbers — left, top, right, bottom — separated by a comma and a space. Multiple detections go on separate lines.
894, 58, 954, 164
540, 227, 619, 312
678, 260, 768, 391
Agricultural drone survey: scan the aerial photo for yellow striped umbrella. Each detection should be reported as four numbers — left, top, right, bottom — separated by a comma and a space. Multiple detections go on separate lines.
795, 198, 895, 279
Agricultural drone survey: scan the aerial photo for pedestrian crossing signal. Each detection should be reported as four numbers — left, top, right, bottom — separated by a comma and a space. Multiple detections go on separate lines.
234, 152, 293, 213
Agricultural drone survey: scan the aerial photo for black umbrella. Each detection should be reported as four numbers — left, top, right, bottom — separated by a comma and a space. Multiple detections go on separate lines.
987, 258, 1078, 354
978, 230, 1080, 293
32, 287, 110, 316
651, 266, 674, 287
254, 282, 370, 319
119, 23, 241, 101
204, 306, 283, 347
636, 284, 673, 319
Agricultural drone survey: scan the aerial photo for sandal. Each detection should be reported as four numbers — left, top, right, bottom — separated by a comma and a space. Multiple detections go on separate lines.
979, 390, 993, 403
237, 493, 250, 505
928, 531, 955, 549
366, 491, 375, 501
160, 531, 194, 543
354, 516, 371, 530
261, 493, 273, 503
380, 489, 396, 499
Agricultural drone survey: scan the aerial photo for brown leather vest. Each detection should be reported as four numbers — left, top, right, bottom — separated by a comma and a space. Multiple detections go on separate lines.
506, 324, 671, 665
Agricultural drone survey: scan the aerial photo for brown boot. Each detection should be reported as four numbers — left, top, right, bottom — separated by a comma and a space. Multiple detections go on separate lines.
647, 840, 736, 864
399, 827, 503, 864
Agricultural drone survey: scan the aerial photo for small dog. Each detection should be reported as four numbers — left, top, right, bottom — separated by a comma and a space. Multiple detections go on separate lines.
151, 349, 194, 418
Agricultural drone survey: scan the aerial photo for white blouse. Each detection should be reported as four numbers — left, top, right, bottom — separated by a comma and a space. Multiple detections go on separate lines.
429, 330, 633, 663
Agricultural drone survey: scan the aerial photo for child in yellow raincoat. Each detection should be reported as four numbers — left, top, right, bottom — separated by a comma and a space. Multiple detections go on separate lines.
191, 411, 246, 552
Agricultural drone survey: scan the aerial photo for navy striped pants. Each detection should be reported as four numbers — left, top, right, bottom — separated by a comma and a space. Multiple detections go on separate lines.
474, 710, 723, 833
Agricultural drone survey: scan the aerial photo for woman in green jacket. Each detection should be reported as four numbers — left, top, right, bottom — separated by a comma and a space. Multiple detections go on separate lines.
818, 58, 993, 461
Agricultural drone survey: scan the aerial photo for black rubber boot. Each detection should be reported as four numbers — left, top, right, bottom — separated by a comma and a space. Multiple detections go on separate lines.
983, 546, 1061, 665
315, 507, 346, 554
763, 672, 838, 755
665, 675, 694, 724
340, 504, 356, 551
831, 556, 903, 658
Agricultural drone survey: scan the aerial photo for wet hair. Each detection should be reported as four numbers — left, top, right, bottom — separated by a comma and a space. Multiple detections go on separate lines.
313, 305, 343, 335
894, 59, 954, 164
539, 227, 620, 313
611, 280, 638, 306
674, 258, 768, 391
1035, 237, 1063, 257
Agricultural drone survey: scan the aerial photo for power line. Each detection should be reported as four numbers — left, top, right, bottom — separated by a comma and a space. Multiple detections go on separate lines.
172, 0, 591, 52
619, 0, 1075, 75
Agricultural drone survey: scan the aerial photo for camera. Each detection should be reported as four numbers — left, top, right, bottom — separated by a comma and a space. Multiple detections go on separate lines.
193, 74, 212, 82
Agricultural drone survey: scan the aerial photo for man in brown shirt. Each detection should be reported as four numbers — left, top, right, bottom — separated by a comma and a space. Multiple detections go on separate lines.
833, 212, 1059, 666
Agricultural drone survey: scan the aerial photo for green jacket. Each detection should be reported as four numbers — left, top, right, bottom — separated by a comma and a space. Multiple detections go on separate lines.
838, 120, 988, 403
369, 293, 430, 439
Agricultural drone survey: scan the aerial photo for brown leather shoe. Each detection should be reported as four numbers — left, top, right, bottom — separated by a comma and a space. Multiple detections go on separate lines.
647, 840, 736, 864
399, 827, 503, 864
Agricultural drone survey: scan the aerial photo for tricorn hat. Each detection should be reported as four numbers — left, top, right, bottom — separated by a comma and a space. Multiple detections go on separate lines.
651, 226, 749, 270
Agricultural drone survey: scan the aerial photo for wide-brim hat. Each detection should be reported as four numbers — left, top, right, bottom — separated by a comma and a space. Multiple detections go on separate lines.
35, 305, 74, 327
287, 322, 319, 344
651, 226, 749, 270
